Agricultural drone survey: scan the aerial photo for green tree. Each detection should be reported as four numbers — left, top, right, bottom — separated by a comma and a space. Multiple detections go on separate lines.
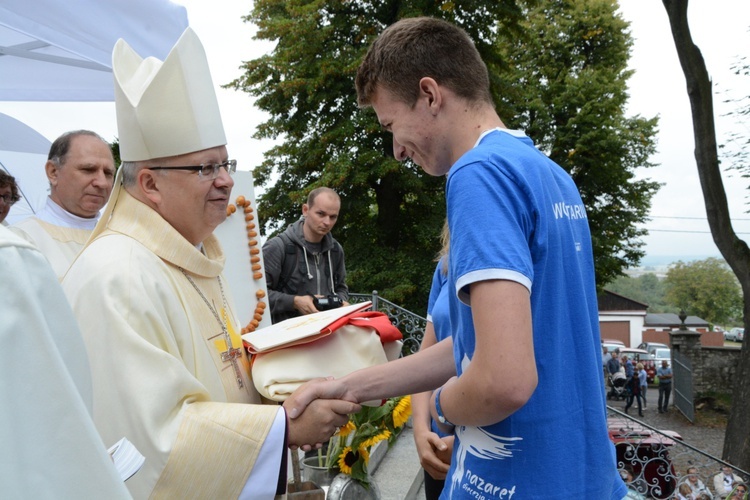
606, 273, 673, 313
228, 0, 659, 310
227, 0, 524, 313
493, 0, 661, 287
663, 258, 743, 326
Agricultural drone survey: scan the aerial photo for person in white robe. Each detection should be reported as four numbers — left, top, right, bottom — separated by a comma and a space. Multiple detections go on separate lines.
0, 170, 20, 225
62, 28, 358, 500
0, 225, 131, 499
11, 130, 115, 279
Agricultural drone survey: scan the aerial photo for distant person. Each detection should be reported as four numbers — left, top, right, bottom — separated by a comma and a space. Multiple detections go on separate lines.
638, 362, 648, 410
623, 354, 634, 379
678, 482, 697, 500
714, 466, 744, 498
624, 366, 643, 417
679, 466, 713, 499
263, 186, 349, 323
607, 348, 621, 376
0, 225, 130, 498
602, 345, 612, 378
656, 359, 673, 413
729, 483, 748, 500
621, 466, 649, 497
0, 170, 20, 225
11, 130, 115, 278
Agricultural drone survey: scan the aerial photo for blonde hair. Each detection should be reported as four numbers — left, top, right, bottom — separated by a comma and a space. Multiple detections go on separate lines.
636, 363, 644, 370
437, 219, 450, 275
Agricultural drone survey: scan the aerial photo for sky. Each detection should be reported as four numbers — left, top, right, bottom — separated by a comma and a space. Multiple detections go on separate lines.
1, 1, 749, 266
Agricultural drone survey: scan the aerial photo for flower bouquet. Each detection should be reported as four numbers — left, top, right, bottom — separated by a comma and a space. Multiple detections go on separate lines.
318, 395, 411, 489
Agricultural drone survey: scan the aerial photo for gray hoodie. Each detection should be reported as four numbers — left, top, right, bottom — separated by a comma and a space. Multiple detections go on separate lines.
262, 219, 348, 323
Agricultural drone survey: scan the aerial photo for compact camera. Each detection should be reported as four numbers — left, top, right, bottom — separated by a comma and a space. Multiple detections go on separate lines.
313, 294, 343, 311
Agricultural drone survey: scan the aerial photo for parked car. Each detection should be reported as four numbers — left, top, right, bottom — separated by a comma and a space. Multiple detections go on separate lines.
618, 347, 656, 383
636, 341, 669, 357
602, 339, 626, 354
725, 327, 745, 342
609, 417, 681, 499
651, 347, 671, 367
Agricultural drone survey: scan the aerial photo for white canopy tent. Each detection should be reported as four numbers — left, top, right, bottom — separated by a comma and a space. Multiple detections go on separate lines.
0, 0, 188, 101
0, 2, 267, 321
0, 112, 50, 225
0, 0, 188, 224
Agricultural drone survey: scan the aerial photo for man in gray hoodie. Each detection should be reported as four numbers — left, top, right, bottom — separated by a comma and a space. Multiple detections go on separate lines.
263, 187, 349, 323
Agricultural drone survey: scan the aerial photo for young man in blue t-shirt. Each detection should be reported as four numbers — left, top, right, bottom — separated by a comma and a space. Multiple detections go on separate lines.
287, 17, 626, 499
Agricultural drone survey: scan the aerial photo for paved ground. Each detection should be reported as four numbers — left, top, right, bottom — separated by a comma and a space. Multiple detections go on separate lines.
611, 394, 726, 459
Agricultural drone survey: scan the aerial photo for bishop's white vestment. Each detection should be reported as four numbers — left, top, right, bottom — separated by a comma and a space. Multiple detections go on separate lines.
62, 190, 281, 499
0, 225, 131, 499
11, 197, 99, 279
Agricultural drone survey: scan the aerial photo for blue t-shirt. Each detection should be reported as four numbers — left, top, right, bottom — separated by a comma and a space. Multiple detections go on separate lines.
426, 258, 464, 437
657, 366, 673, 384
427, 258, 452, 345
442, 129, 626, 499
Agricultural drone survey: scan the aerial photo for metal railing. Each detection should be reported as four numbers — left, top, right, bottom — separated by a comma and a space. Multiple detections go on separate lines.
349, 292, 426, 356
672, 348, 695, 422
608, 406, 747, 499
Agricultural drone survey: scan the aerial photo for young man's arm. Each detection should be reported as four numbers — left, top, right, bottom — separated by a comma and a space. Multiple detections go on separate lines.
285, 337, 456, 418
433, 279, 537, 428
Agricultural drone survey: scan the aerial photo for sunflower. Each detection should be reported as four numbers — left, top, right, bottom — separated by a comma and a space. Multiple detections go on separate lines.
393, 395, 412, 428
337, 446, 357, 475
338, 420, 356, 437
357, 444, 371, 465
361, 429, 391, 450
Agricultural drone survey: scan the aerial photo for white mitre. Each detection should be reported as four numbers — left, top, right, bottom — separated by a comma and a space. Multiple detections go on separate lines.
112, 27, 226, 162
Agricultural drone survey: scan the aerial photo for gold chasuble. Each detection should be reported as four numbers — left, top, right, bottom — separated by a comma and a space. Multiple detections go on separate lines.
62, 190, 279, 499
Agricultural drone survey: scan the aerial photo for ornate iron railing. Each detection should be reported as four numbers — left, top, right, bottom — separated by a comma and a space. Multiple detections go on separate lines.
608, 406, 747, 499
349, 292, 426, 356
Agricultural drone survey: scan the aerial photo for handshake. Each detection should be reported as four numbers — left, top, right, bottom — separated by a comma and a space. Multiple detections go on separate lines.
282, 377, 360, 451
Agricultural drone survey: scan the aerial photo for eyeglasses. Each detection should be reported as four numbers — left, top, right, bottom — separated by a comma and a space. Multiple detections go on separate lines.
147, 159, 237, 181
0, 194, 15, 205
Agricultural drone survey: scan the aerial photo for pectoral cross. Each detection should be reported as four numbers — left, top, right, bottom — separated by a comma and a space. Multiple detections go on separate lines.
217, 308, 245, 389
220, 345, 245, 389
179, 269, 246, 389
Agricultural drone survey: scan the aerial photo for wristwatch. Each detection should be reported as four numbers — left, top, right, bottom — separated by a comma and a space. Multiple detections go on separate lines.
434, 386, 454, 426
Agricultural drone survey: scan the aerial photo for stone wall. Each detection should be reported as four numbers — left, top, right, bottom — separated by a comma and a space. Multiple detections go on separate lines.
691, 347, 740, 395
671, 329, 741, 397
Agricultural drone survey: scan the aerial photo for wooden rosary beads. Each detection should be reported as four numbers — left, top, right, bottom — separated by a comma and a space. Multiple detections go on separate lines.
227, 195, 266, 333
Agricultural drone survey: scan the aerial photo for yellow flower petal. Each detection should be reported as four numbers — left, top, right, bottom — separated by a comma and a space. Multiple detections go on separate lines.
393, 395, 412, 428
338, 420, 356, 437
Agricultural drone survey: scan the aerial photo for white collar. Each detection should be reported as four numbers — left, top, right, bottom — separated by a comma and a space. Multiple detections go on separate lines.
36, 197, 100, 230
473, 127, 526, 148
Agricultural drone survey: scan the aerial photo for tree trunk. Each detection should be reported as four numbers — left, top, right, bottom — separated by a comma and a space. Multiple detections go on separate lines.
662, 0, 750, 470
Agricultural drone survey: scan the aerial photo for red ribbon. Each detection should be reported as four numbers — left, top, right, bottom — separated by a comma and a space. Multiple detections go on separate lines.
327, 310, 403, 344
